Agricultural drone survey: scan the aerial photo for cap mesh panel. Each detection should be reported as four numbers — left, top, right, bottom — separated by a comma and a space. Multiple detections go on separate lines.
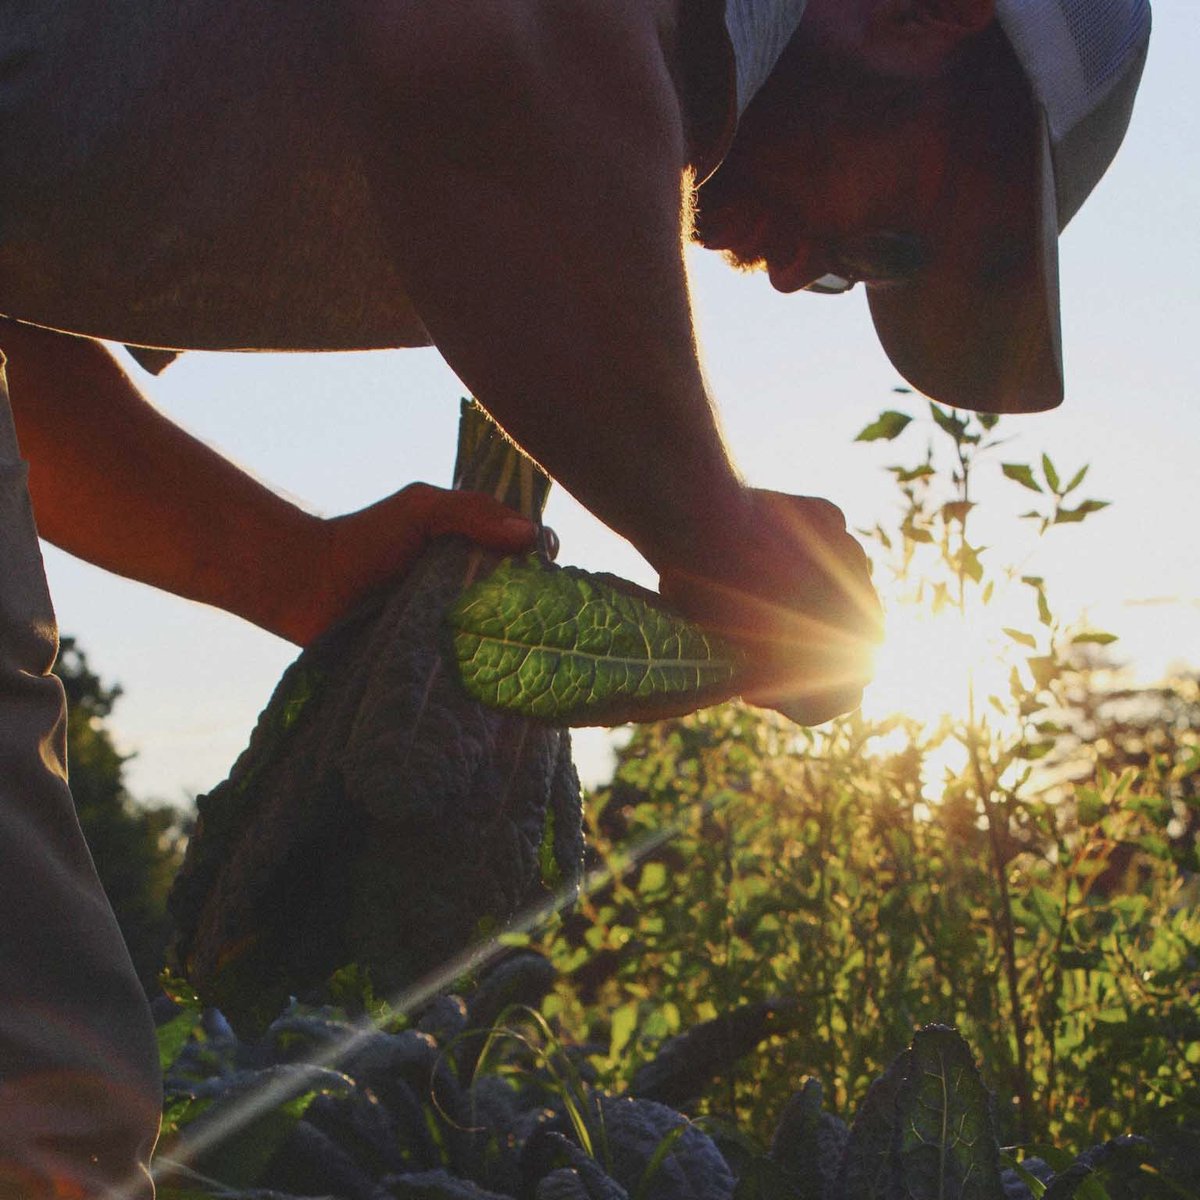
1058, 0, 1150, 93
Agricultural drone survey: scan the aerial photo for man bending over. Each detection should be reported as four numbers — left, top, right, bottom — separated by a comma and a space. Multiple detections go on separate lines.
0, 0, 1148, 1191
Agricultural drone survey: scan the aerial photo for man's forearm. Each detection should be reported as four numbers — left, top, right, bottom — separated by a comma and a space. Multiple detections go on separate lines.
0, 320, 322, 639
350, 0, 749, 575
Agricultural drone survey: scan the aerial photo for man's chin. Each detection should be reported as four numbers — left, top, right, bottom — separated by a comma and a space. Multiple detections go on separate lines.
720, 248, 767, 275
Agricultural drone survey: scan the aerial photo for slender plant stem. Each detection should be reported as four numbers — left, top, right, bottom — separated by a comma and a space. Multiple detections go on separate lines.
955, 440, 1035, 1139
968, 712, 1034, 1140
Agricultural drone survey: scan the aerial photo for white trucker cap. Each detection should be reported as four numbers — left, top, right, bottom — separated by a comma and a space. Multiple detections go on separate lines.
866, 0, 1152, 414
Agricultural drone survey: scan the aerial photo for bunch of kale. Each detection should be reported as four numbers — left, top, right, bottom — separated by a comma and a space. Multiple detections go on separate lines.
168, 405, 583, 1033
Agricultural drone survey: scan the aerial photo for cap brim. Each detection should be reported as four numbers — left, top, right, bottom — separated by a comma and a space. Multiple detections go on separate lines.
866, 113, 1063, 415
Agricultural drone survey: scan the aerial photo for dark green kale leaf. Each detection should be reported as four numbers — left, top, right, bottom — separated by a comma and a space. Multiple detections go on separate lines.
890, 1026, 1005, 1200
449, 560, 740, 726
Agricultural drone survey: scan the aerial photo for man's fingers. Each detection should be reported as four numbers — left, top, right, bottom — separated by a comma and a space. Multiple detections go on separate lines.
775, 497, 884, 640
409, 484, 538, 551
659, 486, 884, 725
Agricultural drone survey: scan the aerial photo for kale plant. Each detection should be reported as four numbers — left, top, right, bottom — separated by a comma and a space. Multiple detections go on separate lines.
151, 965, 1158, 1200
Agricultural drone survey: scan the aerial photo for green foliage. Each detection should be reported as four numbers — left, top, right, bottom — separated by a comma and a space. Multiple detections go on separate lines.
54, 636, 189, 989
150, 401, 1197, 1198
156, 974, 204, 1073
854, 412, 913, 443
152, 981, 1141, 1200
450, 558, 739, 724
534, 404, 1198, 1196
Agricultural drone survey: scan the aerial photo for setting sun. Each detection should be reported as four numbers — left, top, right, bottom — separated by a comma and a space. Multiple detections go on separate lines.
861, 596, 1014, 731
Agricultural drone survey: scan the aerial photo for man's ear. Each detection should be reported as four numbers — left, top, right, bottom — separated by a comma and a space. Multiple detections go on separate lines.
862, 0, 995, 77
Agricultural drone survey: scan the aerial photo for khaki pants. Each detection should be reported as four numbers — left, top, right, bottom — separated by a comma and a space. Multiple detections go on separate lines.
0, 357, 160, 1197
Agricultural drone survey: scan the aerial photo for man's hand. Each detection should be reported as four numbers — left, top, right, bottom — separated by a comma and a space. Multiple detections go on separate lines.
657, 489, 883, 725
283, 484, 538, 647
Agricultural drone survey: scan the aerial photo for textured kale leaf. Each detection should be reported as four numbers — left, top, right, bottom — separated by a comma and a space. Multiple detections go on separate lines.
839, 1045, 909, 1200
593, 1095, 736, 1200
892, 1026, 1005, 1200
1041, 1136, 1151, 1200
168, 402, 583, 1035
769, 1078, 849, 1200
449, 559, 741, 726
631, 1000, 792, 1110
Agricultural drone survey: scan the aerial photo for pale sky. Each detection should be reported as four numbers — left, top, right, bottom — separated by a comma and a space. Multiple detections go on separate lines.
43, 1, 1199, 806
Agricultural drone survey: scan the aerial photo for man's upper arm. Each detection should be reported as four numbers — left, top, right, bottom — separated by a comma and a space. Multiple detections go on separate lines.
344, 0, 744, 570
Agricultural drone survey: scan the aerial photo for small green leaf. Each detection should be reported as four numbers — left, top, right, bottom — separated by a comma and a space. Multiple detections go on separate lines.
639, 862, 669, 895
1003, 463, 1043, 492
155, 974, 204, 1073
1028, 656, 1058, 691
1075, 789, 1106, 826
449, 558, 739, 724
610, 1000, 640, 1059
1062, 464, 1089, 495
1037, 588, 1053, 627
1071, 632, 1118, 646
1054, 500, 1110, 525
1017, 738, 1056, 761
856, 411, 913, 442
957, 543, 985, 583
1027, 885, 1063, 933
930, 403, 970, 443
155, 1007, 202, 1076
890, 464, 936, 483
1042, 454, 1061, 494
1004, 628, 1038, 649
942, 500, 975, 524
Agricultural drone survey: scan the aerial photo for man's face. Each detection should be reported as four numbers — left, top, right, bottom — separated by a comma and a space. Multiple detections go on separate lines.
693, 24, 1022, 297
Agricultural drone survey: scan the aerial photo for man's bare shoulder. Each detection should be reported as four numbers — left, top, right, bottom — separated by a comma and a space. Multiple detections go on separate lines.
347, 0, 680, 107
